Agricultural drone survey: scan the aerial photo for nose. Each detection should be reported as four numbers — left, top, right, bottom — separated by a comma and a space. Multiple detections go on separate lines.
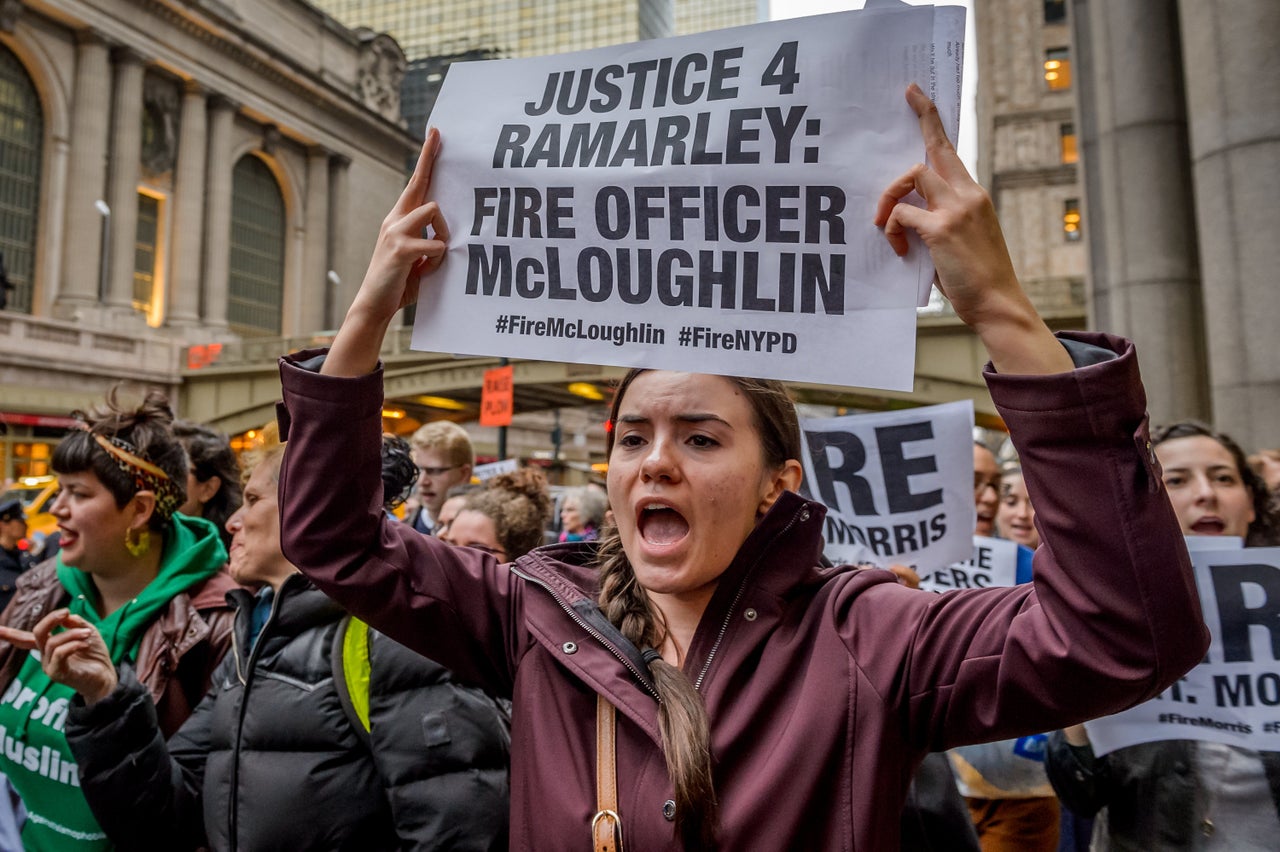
50, 490, 69, 518
225, 506, 244, 534
1192, 472, 1217, 504
639, 438, 677, 482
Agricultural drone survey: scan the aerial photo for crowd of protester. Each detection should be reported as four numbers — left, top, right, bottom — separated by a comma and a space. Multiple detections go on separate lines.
0, 83, 1273, 851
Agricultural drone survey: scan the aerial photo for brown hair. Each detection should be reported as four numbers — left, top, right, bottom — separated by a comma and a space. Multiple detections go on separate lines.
173, 420, 243, 541
462, 467, 553, 560
595, 369, 800, 849
52, 388, 187, 532
1152, 420, 1280, 546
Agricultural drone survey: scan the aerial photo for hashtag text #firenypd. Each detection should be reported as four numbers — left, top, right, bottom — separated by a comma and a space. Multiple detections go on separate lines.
677, 325, 797, 353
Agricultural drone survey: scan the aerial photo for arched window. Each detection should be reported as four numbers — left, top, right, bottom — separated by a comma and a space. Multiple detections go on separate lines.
228, 155, 285, 333
0, 45, 43, 314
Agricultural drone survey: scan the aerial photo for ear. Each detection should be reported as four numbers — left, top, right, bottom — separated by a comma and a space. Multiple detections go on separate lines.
757, 459, 803, 516
192, 474, 222, 507
129, 491, 158, 530
461, 463, 474, 482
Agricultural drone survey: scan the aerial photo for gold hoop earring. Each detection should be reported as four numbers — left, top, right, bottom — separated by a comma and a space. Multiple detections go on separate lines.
125, 527, 151, 558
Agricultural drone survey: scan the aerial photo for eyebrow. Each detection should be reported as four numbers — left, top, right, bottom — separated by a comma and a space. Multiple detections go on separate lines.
616, 413, 732, 427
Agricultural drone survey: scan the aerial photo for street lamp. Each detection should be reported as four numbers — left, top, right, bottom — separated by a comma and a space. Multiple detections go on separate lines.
94, 200, 111, 304
325, 269, 341, 329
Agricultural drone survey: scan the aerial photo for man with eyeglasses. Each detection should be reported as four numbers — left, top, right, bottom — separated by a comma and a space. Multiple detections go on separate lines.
406, 421, 474, 535
973, 441, 1002, 538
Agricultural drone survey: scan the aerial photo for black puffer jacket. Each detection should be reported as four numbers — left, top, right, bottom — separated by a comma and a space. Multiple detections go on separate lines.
64, 574, 510, 851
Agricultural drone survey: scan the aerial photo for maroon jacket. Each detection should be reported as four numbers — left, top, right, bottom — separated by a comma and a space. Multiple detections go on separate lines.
276, 332, 1207, 851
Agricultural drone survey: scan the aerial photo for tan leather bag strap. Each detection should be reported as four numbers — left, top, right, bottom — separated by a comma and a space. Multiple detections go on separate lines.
593, 694, 624, 852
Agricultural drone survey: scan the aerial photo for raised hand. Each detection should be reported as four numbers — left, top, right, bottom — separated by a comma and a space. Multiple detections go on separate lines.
0, 609, 118, 704
324, 128, 451, 377
875, 85, 1072, 376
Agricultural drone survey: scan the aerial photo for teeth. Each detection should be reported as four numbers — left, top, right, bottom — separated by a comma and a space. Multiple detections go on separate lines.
644, 503, 667, 511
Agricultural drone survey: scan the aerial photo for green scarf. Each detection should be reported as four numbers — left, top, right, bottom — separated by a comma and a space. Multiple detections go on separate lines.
56, 513, 227, 664
0, 513, 226, 850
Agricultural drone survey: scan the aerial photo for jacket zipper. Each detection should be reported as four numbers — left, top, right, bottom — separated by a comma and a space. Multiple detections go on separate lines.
509, 564, 660, 701
694, 505, 810, 691
227, 585, 287, 850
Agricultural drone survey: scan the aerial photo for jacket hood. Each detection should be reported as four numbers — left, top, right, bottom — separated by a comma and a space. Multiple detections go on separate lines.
57, 513, 229, 663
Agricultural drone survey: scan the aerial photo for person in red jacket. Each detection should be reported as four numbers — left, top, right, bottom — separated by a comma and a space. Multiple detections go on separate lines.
269, 85, 1208, 850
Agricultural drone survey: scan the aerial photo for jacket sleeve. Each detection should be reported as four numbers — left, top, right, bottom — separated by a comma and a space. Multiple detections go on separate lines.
275, 351, 524, 698
64, 662, 213, 852
839, 332, 1209, 751
1044, 730, 1110, 817
366, 631, 511, 851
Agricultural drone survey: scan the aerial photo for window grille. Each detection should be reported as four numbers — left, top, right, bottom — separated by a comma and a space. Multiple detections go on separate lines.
0, 45, 42, 314
228, 156, 285, 333
133, 192, 160, 312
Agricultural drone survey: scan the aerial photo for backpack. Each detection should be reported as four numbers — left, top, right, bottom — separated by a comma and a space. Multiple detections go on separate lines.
331, 615, 373, 744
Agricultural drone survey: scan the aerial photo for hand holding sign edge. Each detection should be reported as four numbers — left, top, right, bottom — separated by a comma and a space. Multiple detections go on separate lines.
324, 129, 451, 377
876, 85, 1072, 377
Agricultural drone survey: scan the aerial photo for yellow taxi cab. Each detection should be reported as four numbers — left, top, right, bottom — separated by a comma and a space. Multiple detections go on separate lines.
0, 475, 59, 552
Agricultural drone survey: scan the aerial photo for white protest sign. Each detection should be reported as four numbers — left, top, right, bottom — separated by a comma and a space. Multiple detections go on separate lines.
800, 400, 974, 569
473, 458, 520, 481
414, 5, 965, 391
1086, 546, 1280, 755
916, 535, 1023, 594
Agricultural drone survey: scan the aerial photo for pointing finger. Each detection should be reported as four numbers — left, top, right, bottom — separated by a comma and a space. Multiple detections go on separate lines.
395, 128, 442, 216
0, 626, 37, 651
905, 84, 966, 179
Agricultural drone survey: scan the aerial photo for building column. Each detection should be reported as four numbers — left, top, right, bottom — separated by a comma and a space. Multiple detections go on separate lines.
166, 80, 208, 326
104, 47, 146, 312
299, 147, 330, 334
1178, 0, 1280, 448
202, 94, 238, 329
326, 154, 351, 328
1072, 0, 1208, 425
55, 30, 111, 315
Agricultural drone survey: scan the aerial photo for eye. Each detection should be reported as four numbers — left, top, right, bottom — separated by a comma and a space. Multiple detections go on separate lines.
687, 433, 719, 449
1163, 474, 1186, 487
616, 433, 645, 449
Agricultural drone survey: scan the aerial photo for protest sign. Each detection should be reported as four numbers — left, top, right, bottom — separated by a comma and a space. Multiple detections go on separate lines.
1086, 546, 1280, 755
473, 458, 520, 481
916, 535, 1026, 594
479, 364, 514, 427
414, 4, 966, 391
799, 400, 974, 569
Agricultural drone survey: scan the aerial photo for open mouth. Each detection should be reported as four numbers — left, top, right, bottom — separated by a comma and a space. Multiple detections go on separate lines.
1191, 518, 1227, 535
638, 504, 690, 546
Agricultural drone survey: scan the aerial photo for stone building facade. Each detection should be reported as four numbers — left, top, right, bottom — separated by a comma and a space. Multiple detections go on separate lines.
0, 0, 417, 481
1070, 0, 1280, 449
972, 0, 1087, 327
314, 0, 761, 140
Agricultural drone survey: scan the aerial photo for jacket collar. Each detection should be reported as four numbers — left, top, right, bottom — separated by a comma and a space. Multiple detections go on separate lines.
228, 572, 343, 645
